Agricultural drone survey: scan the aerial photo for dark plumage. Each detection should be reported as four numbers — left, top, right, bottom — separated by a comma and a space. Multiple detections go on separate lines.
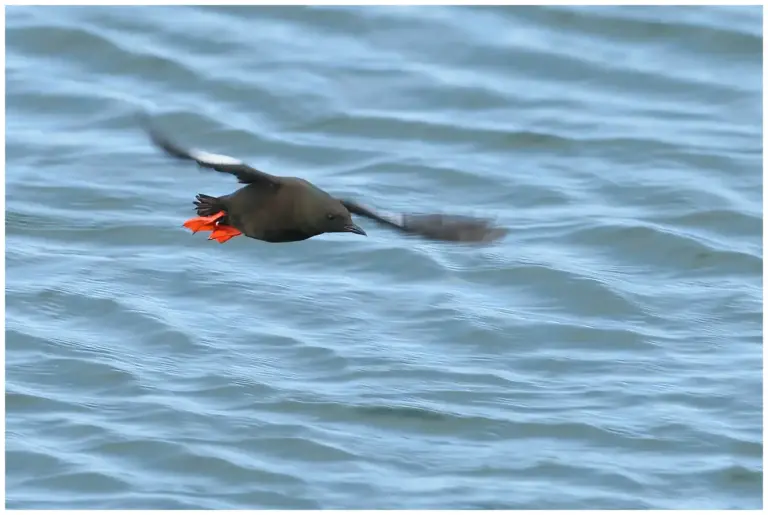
140, 114, 509, 245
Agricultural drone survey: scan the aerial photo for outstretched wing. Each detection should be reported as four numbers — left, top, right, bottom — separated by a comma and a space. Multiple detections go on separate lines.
340, 199, 508, 243
139, 113, 281, 189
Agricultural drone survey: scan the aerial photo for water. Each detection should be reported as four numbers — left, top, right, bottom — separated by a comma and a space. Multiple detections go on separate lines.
5, 5, 762, 509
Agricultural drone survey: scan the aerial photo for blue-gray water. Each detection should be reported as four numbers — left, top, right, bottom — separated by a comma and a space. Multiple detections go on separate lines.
5, 5, 762, 510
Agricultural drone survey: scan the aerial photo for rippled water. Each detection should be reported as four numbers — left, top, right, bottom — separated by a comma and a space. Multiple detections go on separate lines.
5, 5, 762, 509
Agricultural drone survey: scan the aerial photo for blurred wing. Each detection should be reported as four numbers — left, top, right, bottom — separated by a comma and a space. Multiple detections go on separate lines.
140, 112, 281, 189
340, 199, 508, 243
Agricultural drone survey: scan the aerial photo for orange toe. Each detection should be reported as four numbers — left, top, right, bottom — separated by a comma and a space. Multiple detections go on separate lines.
184, 219, 217, 233
209, 224, 242, 244
183, 212, 225, 233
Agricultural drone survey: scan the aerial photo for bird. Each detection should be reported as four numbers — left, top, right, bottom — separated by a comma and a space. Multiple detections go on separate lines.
139, 113, 509, 245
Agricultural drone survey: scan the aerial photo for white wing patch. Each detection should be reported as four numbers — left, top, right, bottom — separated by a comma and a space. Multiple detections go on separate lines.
189, 149, 243, 166
378, 211, 405, 228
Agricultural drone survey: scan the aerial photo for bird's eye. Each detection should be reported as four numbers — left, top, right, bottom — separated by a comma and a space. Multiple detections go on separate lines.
327, 213, 335, 220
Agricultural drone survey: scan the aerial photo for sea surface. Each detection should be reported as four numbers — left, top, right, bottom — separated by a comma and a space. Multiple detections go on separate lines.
5, 5, 763, 509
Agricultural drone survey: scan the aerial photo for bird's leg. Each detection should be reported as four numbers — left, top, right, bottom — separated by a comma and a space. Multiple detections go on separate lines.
183, 210, 243, 243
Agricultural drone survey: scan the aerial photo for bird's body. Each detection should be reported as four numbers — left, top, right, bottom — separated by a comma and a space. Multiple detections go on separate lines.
141, 114, 509, 245
204, 180, 342, 243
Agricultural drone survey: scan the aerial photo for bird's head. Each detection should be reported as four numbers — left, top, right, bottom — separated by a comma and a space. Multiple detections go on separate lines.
322, 201, 367, 237
305, 193, 367, 237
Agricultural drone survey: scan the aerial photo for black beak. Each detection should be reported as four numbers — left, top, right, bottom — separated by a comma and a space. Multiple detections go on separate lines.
344, 223, 367, 236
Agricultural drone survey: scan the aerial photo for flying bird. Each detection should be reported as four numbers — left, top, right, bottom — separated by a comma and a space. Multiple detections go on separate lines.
140, 114, 509, 245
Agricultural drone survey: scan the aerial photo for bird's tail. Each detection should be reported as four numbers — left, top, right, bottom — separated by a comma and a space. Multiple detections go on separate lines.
183, 193, 242, 243
194, 193, 225, 217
